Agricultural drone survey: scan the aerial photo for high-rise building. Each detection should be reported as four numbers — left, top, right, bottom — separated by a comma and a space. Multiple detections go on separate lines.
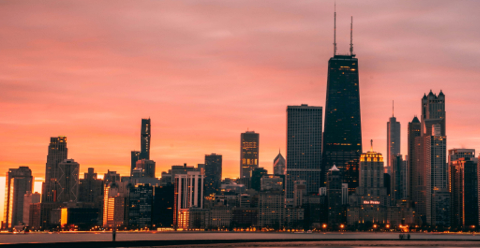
391, 154, 408, 203
421, 91, 449, 226
153, 183, 174, 228
448, 149, 475, 164
130, 151, 141, 177
23, 191, 40, 226
322, 16, 362, 190
173, 171, 204, 229
56, 159, 80, 203
79, 168, 104, 203
204, 153, 222, 196
286, 104, 323, 199
327, 165, 343, 227
3, 167, 33, 229
251, 167, 268, 192
126, 184, 154, 229
140, 118, 151, 160
407, 116, 421, 201
386, 108, 401, 175
273, 151, 286, 176
103, 181, 128, 228
103, 170, 121, 185
240, 131, 259, 179
450, 157, 478, 229
347, 143, 389, 226
43, 136, 68, 203
135, 159, 156, 178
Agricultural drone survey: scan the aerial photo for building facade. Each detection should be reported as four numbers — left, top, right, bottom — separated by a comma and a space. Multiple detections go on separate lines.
240, 131, 259, 179
273, 152, 285, 176
3, 167, 33, 229
450, 157, 478, 229
57, 159, 80, 203
174, 171, 204, 228
386, 114, 401, 175
286, 104, 323, 199
204, 153, 222, 196
43, 136, 68, 203
140, 118, 151, 160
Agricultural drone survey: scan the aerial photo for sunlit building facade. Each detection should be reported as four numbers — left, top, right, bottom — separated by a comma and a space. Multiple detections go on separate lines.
240, 131, 259, 179
103, 181, 128, 228
3, 167, 33, 229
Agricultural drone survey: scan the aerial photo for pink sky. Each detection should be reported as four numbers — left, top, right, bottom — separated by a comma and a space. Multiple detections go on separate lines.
1, 1, 480, 221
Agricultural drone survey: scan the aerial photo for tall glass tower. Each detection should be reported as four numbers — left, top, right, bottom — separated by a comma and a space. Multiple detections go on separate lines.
322, 14, 362, 191
42, 136, 68, 202
140, 118, 151, 160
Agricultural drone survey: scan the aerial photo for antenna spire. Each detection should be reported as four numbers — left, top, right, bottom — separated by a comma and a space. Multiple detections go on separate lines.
370, 139, 373, 152
350, 16, 354, 55
333, 1, 337, 56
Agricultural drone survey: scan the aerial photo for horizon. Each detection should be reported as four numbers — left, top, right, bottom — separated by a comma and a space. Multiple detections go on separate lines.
2, 0, 480, 223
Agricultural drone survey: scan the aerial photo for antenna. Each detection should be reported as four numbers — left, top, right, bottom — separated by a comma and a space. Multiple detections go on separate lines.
350, 16, 354, 55
370, 139, 373, 152
333, 1, 337, 56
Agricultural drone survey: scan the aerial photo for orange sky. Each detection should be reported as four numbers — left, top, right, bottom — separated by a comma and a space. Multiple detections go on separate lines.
2, 0, 480, 221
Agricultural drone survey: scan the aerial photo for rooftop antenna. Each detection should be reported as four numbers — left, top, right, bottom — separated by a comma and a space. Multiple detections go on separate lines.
350, 16, 354, 55
370, 139, 373, 152
333, 1, 337, 56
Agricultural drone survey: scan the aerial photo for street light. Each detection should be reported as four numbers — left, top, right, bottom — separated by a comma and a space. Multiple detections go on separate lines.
323, 224, 327, 232
373, 224, 377, 233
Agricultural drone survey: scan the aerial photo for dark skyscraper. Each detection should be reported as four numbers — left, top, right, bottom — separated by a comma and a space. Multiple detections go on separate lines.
204, 153, 222, 196
327, 165, 343, 227
79, 168, 104, 205
3, 167, 33, 229
42, 136, 68, 203
407, 116, 421, 201
240, 131, 259, 179
386, 105, 400, 175
140, 118, 151, 160
286, 104, 323, 198
130, 151, 141, 177
450, 157, 478, 228
322, 16, 362, 190
135, 159, 156, 178
56, 159, 80, 203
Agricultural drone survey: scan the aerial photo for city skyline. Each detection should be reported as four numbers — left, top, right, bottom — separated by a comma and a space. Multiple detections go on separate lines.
1, 1, 480, 224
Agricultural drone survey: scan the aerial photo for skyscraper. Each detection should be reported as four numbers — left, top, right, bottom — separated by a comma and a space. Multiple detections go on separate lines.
173, 171, 204, 229
240, 131, 259, 179
391, 154, 408, 203
286, 104, 323, 199
140, 118, 151, 160
135, 159, 156, 178
322, 16, 362, 190
327, 165, 343, 227
3, 167, 33, 228
79, 168, 104, 205
420, 91, 449, 226
56, 159, 80, 203
204, 153, 222, 196
273, 151, 285, 176
130, 151, 141, 177
43, 136, 68, 203
407, 116, 421, 201
450, 157, 478, 228
386, 105, 400, 175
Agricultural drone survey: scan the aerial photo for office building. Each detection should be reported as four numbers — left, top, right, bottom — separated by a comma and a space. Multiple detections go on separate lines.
392, 154, 408, 203
204, 153, 222, 196
450, 157, 478, 229
103, 181, 128, 228
43, 136, 68, 203
322, 17, 362, 190
153, 183, 174, 228
407, 116, 421, 201
251, 167, 268, 192
79, 168, 104, 205
23, 192, 40, 226
273, 151, 285, 176
386, 108, 401, 175
126, 184, 154, 229
135, 159, 156, 178
56, 159, 80, 203
140, 118, 151, 160
173, 171, 204, 229
286, 104, 323, 198
130, 151, 141, 177
103, 170, 121, 185
240, 131, 259, 179
327, 165, 343, 227
3, 167, 33, 229
449, 149, 475, 164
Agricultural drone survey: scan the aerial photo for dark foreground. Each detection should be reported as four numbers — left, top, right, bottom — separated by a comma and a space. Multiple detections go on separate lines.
1, 232, 480, 247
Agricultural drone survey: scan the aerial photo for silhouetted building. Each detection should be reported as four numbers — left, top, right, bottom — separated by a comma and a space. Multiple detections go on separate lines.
57, 159, 80, 203
387, 110, 400, 175
327, 165, 343, 227
23, 191, 40, 226
286, 104, 323, 199
391, 154, 408, 203
240, 131, 259, 179
153, 183, 174, 228
204, 153, 222, 196
450, 157, 478, 229
251, 167, 267, 192
79, 168, 104, 205
408, 116, 421, 202
261, 175, 285, 193
60, 207, 100, 230
135, 159, 156, 178
103, 170, 120, 185
130, 151, 141, 177
126, 184, 154, 229
140, 118, 151, 160
273, 151, 285, 176
257, 191, 284, 229
43, 136, 68, 203
322, 49, 362, 190
3, 167, 33, 229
